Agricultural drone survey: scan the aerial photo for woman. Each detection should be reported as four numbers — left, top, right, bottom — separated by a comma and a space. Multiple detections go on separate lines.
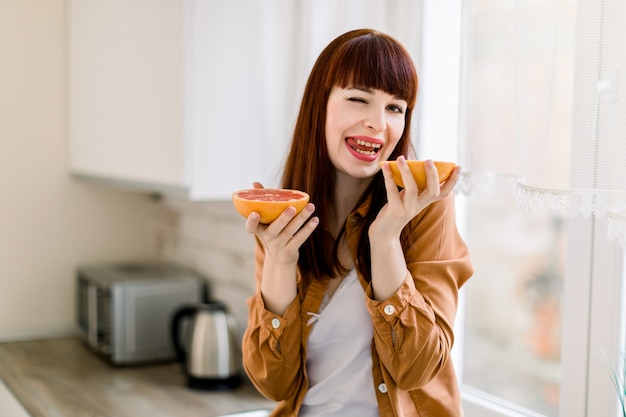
241, 29, 473, 416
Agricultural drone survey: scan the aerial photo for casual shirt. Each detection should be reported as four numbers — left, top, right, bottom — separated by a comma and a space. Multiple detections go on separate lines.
242, 193, 474, 416
300, 269, 378, 417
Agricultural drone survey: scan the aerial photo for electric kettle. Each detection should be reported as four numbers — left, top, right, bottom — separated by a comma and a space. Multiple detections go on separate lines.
171, 301, 241, 390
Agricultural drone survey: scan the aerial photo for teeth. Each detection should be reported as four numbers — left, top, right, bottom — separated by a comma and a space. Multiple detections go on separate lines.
355, 148, 376, 156
355, 139, 382, 149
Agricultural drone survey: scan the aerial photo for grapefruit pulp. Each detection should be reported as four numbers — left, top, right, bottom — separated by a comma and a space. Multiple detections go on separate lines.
232, 188, 310, 224
380, 160, 456, 189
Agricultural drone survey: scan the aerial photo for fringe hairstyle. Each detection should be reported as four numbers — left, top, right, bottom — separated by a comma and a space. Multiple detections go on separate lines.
281, 29, 419, 281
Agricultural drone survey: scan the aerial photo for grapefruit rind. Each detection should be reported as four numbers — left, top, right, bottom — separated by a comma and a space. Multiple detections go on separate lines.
232, 188, 310, 224
380, 160, 456, 189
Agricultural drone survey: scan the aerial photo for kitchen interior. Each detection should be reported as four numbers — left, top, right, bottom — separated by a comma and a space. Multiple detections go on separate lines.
0, 1, 424, 416
2, 1, 626, 417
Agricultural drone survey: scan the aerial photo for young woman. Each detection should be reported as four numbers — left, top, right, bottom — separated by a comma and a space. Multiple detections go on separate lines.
241, 29, 474, 416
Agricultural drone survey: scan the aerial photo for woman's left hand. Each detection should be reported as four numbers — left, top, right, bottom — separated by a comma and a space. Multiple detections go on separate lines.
371, 156, 461, 239
368, 156, 461, 300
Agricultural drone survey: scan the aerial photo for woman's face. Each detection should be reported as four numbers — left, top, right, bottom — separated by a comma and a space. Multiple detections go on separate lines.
325, 86, 407, 180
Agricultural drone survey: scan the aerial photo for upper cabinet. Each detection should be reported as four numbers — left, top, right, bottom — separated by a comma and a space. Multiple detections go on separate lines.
67, 0, 290, 200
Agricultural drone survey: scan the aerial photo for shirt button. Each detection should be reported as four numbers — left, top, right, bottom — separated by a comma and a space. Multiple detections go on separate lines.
383, 304, 395, 315
271, 318, 281, 329
378, 383, 388, 394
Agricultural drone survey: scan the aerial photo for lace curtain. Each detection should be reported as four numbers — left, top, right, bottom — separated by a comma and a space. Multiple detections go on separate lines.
459, 0, 626, 246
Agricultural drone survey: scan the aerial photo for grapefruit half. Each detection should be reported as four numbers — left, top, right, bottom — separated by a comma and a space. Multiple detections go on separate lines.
380, 160, 456, 189
232, 188, 310, 224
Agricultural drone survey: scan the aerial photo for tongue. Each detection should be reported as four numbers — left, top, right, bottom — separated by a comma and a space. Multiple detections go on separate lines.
347, 138, 372, 151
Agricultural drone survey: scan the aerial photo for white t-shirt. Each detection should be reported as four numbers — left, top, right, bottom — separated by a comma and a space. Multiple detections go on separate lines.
299, 269, 379, 417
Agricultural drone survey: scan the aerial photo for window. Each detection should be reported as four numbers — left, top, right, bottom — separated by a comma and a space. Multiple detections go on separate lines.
417, 1, 626, 416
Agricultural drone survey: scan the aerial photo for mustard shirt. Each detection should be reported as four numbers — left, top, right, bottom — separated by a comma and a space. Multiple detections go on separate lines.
242, 194, 474, 416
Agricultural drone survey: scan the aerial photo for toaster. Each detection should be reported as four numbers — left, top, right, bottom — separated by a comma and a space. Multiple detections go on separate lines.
76, 262, 206, 365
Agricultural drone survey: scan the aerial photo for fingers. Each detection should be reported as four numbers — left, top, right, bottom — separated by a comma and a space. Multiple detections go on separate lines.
401, 158, 460, 197
245, 211, 262, 234
439, 165, 461, 195
396, 156, 418, 196
381, 156, 460, 211
286, 205, 319, 248
422, 159, 442, 198
380, 160, 402, 204
266, 203, 317, 242
248, 203, 318, 257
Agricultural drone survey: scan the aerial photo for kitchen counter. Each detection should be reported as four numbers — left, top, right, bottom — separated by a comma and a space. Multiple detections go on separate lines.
0, 337, 275, 417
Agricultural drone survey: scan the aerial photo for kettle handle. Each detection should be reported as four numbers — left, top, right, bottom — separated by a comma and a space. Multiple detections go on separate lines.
171, 304, 197, 365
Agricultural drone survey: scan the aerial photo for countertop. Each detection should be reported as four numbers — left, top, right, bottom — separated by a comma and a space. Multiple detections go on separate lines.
0, 337, 275, 417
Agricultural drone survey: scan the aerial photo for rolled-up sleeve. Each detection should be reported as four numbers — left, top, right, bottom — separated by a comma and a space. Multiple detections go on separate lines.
365, 194, 473, 390
241, 240, 305, 401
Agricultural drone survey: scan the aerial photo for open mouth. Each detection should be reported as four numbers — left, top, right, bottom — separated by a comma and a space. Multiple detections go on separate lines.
346, 137, 382, 157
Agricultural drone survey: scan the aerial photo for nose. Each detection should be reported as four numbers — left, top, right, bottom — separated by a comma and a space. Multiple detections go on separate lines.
364, 107, 386, 132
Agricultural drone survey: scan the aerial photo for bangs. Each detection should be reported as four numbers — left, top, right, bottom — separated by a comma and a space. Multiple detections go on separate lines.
326, 32, 417, 107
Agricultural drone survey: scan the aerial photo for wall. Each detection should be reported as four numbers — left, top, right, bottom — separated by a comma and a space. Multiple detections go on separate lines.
158, 198, 256, 339
0, 0, 425, 343
0, 0, 159, 340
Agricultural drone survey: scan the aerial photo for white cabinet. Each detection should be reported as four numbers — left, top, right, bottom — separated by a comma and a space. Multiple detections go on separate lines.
68, 0, 288, 199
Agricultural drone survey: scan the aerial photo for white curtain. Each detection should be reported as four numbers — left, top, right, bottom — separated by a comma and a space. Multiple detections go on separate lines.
460, 0, 626, 246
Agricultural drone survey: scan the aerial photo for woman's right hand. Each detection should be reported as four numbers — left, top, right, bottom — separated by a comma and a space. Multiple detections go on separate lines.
246, 202, 318, 265
245, 182, 319, 314
245, 182, 319, 266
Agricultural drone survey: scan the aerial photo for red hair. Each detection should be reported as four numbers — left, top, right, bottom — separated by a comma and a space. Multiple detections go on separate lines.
281, 29, 419, 280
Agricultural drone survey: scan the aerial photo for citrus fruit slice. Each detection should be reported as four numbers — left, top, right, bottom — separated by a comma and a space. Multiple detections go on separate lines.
232, 188, 310, 224
380, 160, 456, 189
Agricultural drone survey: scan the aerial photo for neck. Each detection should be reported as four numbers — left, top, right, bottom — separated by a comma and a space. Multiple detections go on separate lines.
331, 170, 371, 234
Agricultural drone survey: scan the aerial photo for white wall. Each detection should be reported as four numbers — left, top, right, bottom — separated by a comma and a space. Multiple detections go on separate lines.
0, 0, 426, 344
0, 0, 159, 341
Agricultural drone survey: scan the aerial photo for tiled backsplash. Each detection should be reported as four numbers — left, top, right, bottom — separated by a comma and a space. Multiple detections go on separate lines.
157, 197, 257, 341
